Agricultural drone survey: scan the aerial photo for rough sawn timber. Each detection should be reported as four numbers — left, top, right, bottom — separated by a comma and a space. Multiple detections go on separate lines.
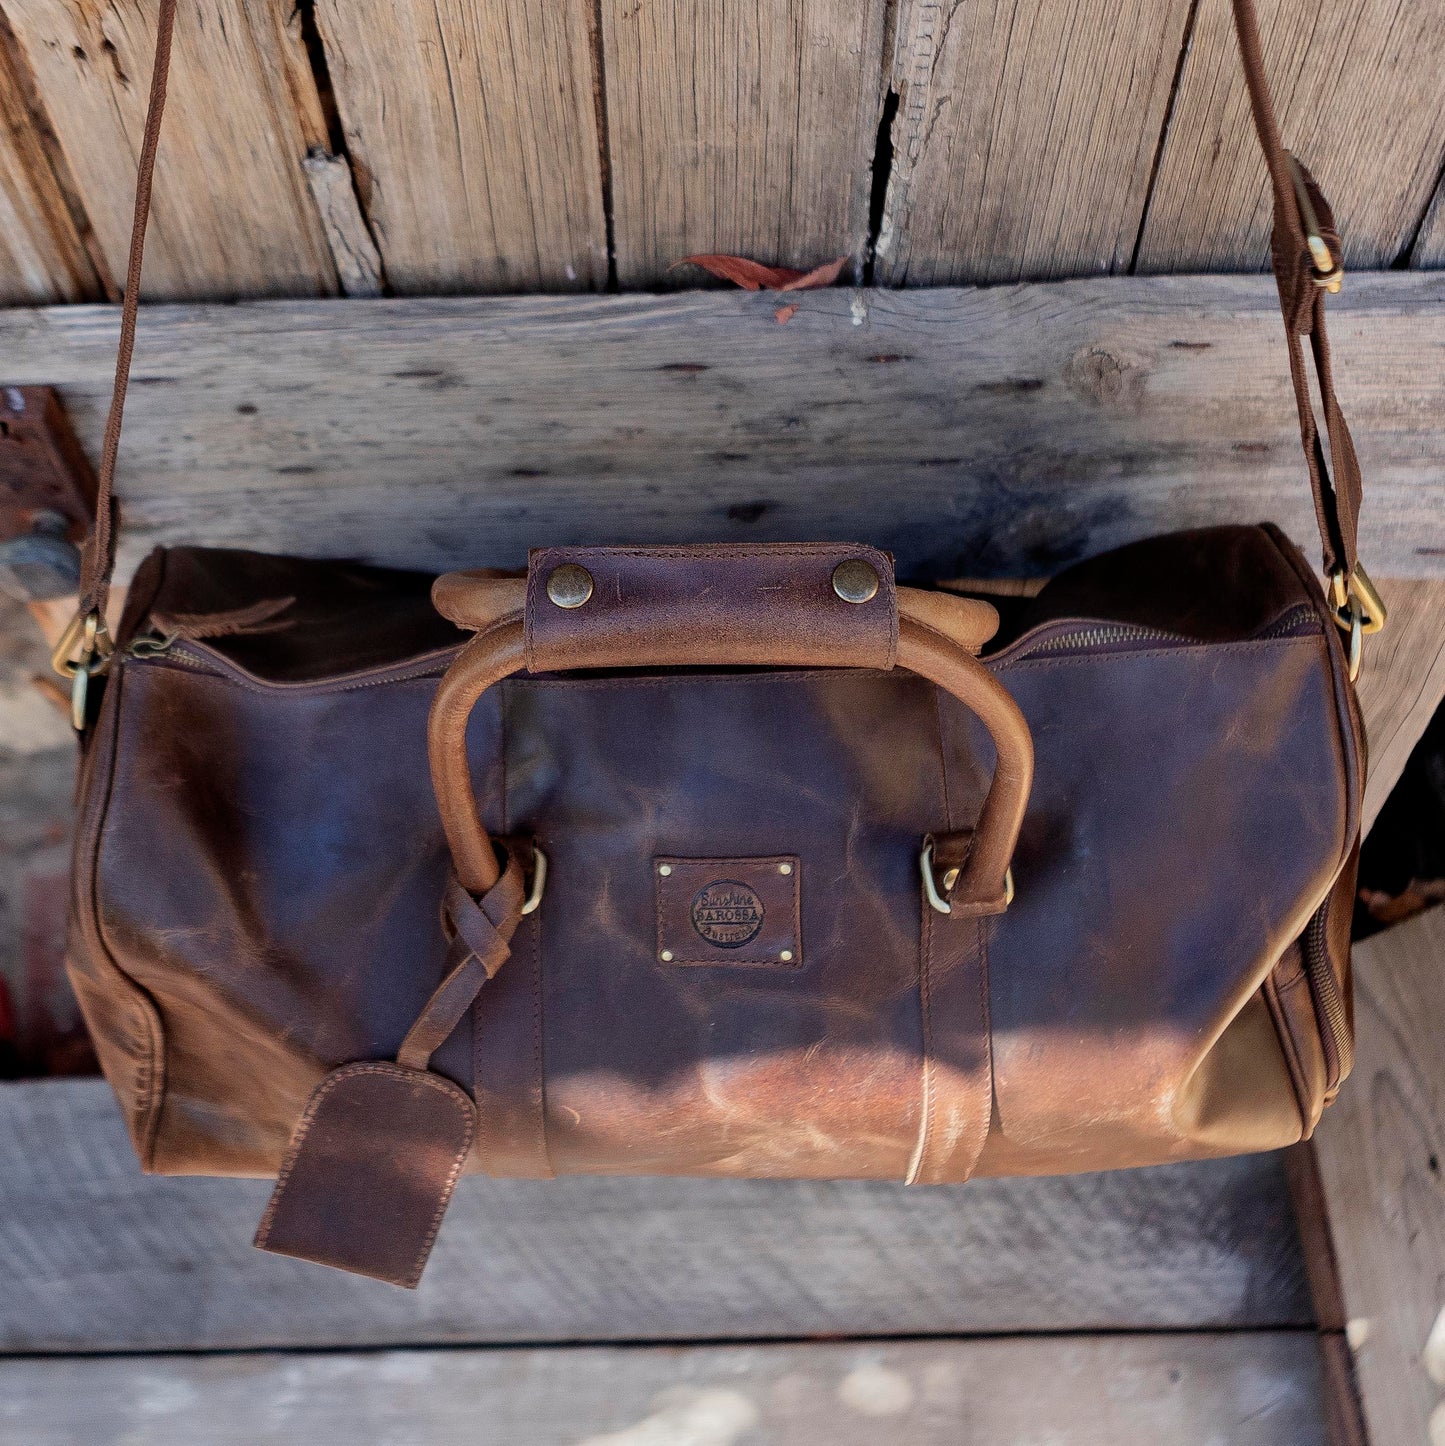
0, 1079, 1310, 1352
0, 274, 1439, 583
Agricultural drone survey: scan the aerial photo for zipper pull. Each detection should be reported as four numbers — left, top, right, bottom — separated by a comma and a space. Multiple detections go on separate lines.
125, 631, 177, 659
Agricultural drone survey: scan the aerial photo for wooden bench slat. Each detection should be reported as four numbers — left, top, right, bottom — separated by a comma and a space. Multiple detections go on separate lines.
0, 1333, 1329, 1444
0, 1079, 1310, 1352
1312, 906, 1445, 1446
0, 275, 1440, 583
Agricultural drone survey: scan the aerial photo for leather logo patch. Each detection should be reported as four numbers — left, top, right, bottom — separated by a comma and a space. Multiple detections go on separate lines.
690, 880, 764, 948
654, 856, 801, 967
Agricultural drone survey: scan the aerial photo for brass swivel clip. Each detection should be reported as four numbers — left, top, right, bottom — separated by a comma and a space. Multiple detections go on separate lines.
1328, 564, 1386, 684
1287, 154, 1344, 294
51, 608, 114, 731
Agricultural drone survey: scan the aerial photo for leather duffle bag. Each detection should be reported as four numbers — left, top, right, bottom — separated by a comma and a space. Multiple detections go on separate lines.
58, 0, 1383, 1288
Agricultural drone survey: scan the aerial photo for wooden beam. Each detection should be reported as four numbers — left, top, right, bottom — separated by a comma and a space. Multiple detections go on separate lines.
0, 1333, 1330, 1443
1413, 171, 1445, 269
0, 1080, 1310, 1351
876, 0, 1194, 284
3, 0, 337, 301
300, 152, 383, 299
0, 274, 1439, 582
1357, 579, 1445, 833
601, 0, 888, 287
1311, 906, 1445, 1446
313, 0, 608, 294
0, 12, 106, 304
1138, 0, 1445, 273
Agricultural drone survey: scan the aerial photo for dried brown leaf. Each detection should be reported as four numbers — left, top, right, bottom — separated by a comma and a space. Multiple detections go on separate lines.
777, 255, 849, 292
675, 254, 806, 290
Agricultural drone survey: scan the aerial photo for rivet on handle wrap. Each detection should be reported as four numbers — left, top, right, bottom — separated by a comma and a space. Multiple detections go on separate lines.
429, 544, 1032, 917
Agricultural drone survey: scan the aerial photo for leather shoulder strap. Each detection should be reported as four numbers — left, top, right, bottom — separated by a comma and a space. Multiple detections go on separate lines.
76, 0, 1364, 617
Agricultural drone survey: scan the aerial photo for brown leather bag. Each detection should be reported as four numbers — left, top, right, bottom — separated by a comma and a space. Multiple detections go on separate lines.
60, 0, 1380, 1287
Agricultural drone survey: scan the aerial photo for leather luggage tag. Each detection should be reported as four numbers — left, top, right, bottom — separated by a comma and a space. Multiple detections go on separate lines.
655, 856, 802, 967
254, 1062, 476, 1288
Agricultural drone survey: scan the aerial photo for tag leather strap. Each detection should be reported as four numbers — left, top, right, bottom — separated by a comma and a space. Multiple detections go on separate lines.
78, 0, 1366, 617
254, 845, 529, 1286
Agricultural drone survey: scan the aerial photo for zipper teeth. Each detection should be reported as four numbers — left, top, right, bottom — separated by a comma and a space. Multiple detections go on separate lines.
1303, 903, 1351, 1090
1016, 603, 1319, 660
128, 639, 456, 693
1026, 624, 1187, 655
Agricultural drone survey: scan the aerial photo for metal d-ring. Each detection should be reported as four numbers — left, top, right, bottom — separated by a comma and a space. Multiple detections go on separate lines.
920, 838, 1013, 916
51, 608, 114, 731
521, 846, 548, 915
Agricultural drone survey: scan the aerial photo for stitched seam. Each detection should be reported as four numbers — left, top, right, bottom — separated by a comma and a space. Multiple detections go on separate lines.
528, 547, 897, 670
535, 545, 889, 561
511, 668, 901, 694
84, 664, 168, 1165
661, 956, 806, 970
965, 916, 993, 1179
1261, 523, 1361, 868
999, 636, 1320, 673
933, 686, 956, 837
499, 704, 555, 1179
255, 1062, 474, 1286
1263, 971, 1313, 1137
529, 911, 555, 1179
408, 1081, 477, 1287
654, 857, 802, 966
905, 901, 936, 1187
908, 614, 987, 656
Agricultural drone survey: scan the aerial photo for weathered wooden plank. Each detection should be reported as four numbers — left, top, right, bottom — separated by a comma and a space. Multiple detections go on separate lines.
300, 151, 383, 299
602, 0, 887, 287
0, 274, 1440, 581
0, 1334, 1329, 1445
1413, 171, 1445, 269
314, 0, 607, 294
0, 11, 105, 303
1312, 906, 1445, 1446
875, 0, 1193, 285
4, 0, 336, 301
1138, 0, 1445, 273
0, 1079, 1310, 1351
1357, 579, 1445, 834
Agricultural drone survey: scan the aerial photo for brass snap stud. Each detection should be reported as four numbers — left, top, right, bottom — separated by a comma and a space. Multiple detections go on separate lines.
546, 563, 593, 609
832, 559, 879, 604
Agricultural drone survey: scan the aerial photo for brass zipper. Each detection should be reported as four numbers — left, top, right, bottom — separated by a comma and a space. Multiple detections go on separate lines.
122, 633, 460, 693
1010, 603, 1318, 662
1301, 901, 1350, 1091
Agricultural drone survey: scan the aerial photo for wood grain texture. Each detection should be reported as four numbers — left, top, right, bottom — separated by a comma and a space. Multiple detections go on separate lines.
601, 0, 887, 287
301, 151, 383, 299
314, 0, 607, 294
0, 1080, 1310, 1351
0, 1334, 1330, 1445
1313, 907, 1445, 1446
0, 275, 1440, 582
1357, 579, 1445, 834
0, 12, 104, 302
875, 0, 1194, 285
1137, 0, 1445, 273
3, 0, 336, 301
1413, 171, 1445, 269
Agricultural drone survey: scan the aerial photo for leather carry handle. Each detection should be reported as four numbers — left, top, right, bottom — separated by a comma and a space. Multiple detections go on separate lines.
74, 0, 1372, 639
427, 567, 1033, 917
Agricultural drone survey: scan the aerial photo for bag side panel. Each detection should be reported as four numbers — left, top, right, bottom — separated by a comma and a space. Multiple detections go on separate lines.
65, 667, 166, 1167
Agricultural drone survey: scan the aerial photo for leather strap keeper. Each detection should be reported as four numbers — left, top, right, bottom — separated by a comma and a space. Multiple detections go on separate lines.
254, 1062, 476, 1288
524, 543, 899, 674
